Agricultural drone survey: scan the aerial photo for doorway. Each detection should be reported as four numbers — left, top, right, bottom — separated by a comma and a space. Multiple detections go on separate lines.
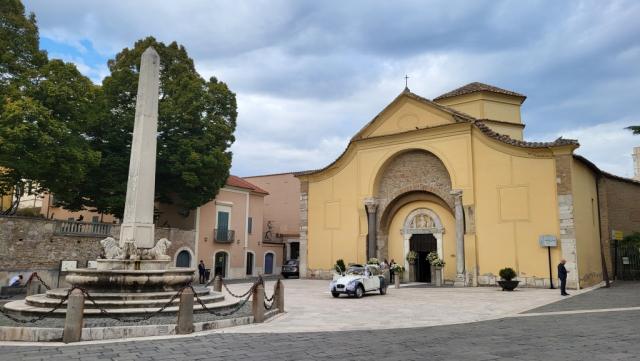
410, 233, 437, 282
176, 250, 191, 268
246, 252, 254, 276
264, 253, 274, 274
214, 251, 227, 278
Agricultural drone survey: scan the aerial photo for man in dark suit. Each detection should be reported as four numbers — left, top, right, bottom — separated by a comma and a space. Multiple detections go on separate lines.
198, 260, 206, 284
558, 259, 570, 296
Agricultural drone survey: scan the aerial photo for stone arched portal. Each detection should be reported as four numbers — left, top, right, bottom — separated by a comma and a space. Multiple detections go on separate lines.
363, 149, 467, 285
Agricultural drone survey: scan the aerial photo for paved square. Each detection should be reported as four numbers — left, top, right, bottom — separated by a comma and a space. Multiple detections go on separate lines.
221, 279, 577, 333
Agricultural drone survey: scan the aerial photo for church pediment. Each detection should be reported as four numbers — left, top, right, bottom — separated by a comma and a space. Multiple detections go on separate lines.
353, 91, 473, 140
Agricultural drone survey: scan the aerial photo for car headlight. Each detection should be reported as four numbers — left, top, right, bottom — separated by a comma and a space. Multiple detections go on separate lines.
329, 281, 337, 291
347, 280, 358, 291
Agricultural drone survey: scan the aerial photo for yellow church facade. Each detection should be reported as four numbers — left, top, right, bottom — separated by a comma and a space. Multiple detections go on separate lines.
297, 82, 618, 289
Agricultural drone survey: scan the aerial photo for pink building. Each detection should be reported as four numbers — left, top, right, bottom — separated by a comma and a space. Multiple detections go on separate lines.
193, 176, 284, 279
244, 173, 301, 261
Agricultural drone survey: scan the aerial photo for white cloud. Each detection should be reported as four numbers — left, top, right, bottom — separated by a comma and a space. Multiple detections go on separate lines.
543, 119, 639, 178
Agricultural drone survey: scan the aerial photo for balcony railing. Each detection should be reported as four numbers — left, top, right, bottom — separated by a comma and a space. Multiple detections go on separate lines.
214, 228, 235, 243
54, 220, 113, 237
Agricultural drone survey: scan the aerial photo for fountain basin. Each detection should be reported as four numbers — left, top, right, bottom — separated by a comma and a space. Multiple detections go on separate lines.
66, 266, 195, 292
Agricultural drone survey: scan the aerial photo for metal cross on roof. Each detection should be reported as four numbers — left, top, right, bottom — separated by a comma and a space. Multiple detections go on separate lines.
404, 74, 410, 91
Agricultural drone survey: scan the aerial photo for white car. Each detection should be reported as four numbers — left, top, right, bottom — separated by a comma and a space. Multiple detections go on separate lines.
329, 264, 388, 298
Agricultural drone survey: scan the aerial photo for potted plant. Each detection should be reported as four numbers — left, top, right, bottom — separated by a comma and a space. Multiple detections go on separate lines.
427, 251, 445, 287
390, 264, 405, 288
497, 267, 519, 291
406, 251, 417, 265
334, 259, 346, 275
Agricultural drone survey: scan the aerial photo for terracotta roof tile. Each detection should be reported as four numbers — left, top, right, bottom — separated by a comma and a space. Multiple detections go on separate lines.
473, 121, 578, 148
226, 175, 269, 195
434, 82, 526, 101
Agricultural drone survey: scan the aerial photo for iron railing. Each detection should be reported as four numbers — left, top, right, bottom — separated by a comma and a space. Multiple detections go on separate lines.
54, 220, 113, 237
214, 228, 235, 243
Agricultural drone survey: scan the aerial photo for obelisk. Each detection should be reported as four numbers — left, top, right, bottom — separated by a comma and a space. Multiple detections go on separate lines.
119, 47, 160, 249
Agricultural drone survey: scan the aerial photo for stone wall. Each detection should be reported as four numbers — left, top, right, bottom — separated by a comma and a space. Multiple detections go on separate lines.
598, 175, 640, 276
554, 154, 579, 289
0, 216, 195, 288
375, 150, 453, 259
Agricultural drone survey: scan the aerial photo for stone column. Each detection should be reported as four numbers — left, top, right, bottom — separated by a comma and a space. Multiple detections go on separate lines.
252, 282, 265, 323
176, 287, 194, 335
62, 289, 84, 343
119, 47, 160, 249
299, 180, 309, 278
364, 198, 378, 260
451, 190, 466, 287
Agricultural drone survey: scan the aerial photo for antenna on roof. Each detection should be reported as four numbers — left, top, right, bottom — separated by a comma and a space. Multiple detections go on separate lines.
404, 74, 410, 92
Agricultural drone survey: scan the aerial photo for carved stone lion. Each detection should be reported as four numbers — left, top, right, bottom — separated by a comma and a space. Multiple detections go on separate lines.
141, 238, 172, 260
100, 237, 123, 259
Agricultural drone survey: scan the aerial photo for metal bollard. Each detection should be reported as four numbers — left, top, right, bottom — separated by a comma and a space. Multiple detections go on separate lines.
275, 279, 284, 313
252, 282, 265, 323
213, 275, 222, 292
62, 289, 85, 343
176, 287, 194, 335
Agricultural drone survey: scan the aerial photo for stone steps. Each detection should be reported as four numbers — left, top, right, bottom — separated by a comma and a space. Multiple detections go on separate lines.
44, 287, 211, 300
24, 291, 224, 309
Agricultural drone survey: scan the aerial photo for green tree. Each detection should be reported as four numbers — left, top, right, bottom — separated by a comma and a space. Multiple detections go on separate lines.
627, 126, 640, 135
85, 37, 237, 218
0, 1, 99, 214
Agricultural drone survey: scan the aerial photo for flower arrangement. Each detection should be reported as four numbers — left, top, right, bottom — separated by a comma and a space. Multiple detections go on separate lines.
406, 251, 418, 264
390, 263, 405, 274
334, 259, 346, 274
427, 251, 445, 268
367, 257, 380, 265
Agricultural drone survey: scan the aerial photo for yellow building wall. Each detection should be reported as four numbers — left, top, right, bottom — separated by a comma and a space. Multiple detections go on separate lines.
472, 132, 562, 282
435, 92, 522, 125
364, 98, 455, 139
571, 160, 603, 287
479, 121, 524, 140
387, 200, 457, 280
306, 124, 475, 273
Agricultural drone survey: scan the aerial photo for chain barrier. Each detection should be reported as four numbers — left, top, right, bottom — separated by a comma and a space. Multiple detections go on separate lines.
79, 284, 189, 323
191, 282, 256, 317
263, 299, 275, 311
221, 278, 257, 299
32, 273, 52, 291
0, 287, 74, 324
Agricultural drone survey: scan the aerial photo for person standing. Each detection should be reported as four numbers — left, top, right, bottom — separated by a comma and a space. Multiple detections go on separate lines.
198, 260, 206, 284
389, 259, 396, 283
558, 259, 570, 296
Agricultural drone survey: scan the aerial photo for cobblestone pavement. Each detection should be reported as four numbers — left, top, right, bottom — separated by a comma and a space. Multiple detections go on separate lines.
2, 281, 638, 360
1, 309, 639, 360
526, 281, 640, 313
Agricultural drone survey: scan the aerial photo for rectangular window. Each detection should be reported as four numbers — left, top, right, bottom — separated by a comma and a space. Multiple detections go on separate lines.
216, 211, 230, 241
92, 216, 99, 223
248, 217, 253, 234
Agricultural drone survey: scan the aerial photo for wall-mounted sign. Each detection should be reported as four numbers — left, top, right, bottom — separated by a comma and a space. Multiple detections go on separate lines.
87, 260, 97, 269
539, 235, 557, 247
622, 257, 630, 265
612, 230, 624, 241
60, 260, 77, 271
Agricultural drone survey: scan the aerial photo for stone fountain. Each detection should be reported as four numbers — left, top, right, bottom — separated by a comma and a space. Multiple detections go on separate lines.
4, 48, 227, 320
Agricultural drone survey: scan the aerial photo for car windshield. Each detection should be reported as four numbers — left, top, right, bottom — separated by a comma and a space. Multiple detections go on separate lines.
346, 266, 365, 275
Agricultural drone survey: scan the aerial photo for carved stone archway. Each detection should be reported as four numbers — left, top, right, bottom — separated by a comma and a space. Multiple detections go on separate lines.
401, 208, 445, 283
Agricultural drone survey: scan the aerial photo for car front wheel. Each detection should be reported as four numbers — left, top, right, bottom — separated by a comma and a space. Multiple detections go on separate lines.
331, 292, 340, 298
355, 285, 364, 298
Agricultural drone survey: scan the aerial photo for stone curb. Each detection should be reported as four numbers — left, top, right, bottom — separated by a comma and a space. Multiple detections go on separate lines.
0, 310, 280, 343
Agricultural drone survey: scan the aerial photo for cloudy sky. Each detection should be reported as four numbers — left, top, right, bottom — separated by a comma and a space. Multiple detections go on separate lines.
25, 0, 640, 177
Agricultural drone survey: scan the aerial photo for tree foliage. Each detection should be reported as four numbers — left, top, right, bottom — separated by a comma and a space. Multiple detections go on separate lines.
1, 2, 237, 218
82, 37, 237, 218
627, 126, 640, 135
0, 1, 99, 214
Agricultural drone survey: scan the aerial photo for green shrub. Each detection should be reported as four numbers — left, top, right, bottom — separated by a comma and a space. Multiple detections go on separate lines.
499, 267, 517, 281
622, 232, 640, 247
